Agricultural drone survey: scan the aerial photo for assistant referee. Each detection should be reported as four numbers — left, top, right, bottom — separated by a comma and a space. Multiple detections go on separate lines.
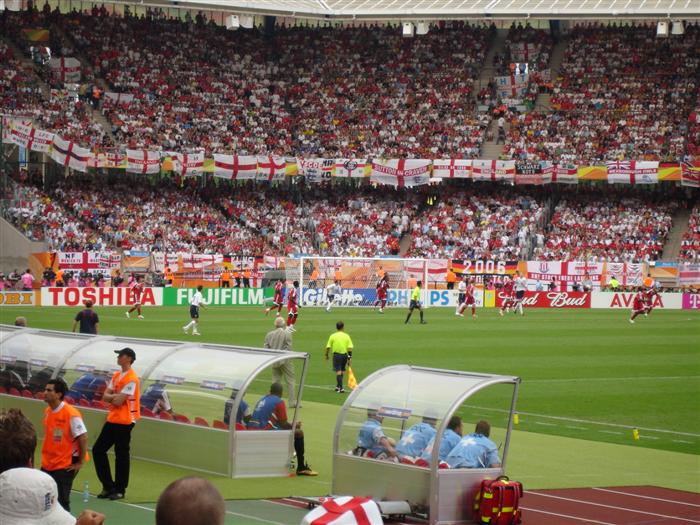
325, 321, 354, 393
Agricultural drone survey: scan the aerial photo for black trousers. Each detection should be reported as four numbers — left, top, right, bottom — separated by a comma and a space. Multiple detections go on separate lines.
92, 422, 134, 493
42, 467, 76, 511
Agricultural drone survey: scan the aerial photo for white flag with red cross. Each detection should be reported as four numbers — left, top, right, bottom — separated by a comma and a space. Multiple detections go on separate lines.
126, 149, 162, 174
48, 57, 81, 83
370, 159, 431, 188
301, 496, 383, 525
472, 159, 515, 181
432, 159, 472, 178
256, 155, 287, 182
50, 135, 90, 173
11, 122, 54, 153
213, 154, 258, 180
606, 161, 658, 184
172, 151, 204, 177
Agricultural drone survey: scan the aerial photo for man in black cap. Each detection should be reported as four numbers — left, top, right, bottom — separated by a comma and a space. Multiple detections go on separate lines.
92, 347, 140, 500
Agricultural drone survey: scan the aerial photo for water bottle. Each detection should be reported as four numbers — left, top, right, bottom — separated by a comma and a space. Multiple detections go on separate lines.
82, 480, 89, 503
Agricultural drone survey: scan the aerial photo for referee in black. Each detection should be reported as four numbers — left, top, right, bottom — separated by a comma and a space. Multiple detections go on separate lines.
324, 321, 354, 393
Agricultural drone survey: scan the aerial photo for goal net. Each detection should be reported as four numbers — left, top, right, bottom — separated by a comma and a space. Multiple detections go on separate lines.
284, 256, 430, 307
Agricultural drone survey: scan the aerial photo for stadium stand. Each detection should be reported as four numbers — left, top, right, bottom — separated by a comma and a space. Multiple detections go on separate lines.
502, 24, 700, 163
406, 185, 546, 260
679, 205, 700, 262
534, 188, 678, 262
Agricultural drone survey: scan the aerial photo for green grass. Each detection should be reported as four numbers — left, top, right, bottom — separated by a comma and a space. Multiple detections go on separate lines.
3, 305, 698, 455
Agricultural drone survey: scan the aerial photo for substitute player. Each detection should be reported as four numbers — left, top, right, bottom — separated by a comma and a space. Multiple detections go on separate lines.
325, 280, 342, 312
286, 280, 300, 332
629, 287, 647, 324
373, 275, 389, 313
455, 278, 477, 318
265, 278, 285, 316
125, 275, 145, 319
405, 281, 427, 324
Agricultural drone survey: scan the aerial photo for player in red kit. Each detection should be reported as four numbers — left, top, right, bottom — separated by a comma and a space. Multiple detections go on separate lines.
286, 280, 300, 332
455, 279, 477, 318
265, 279, 285, 316
498, 276, 515, 316
643, 285, 659, 316
126, 275, 145, 319
629, 288, 647, 323
373, 276, 389, 313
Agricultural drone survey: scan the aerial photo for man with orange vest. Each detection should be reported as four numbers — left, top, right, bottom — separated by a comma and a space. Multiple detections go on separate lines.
92, 347, 140, 501
163, 266, 174, 287
220, 268, 231, 288
41, 378, 88, 511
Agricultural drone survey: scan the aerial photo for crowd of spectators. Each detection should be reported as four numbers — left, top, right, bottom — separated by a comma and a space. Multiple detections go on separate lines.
534, 189, 678, 262
679, 205, 700, 262
2, 179, 97, 251
406, 185, 546, 260
502, 24, 699, 163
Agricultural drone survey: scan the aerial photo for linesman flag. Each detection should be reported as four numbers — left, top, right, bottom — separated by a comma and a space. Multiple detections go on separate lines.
347, 366, 358, 390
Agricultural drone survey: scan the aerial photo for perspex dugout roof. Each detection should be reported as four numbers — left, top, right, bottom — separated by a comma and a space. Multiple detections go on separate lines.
0, 325, 309, 477
332, 365, 521, 524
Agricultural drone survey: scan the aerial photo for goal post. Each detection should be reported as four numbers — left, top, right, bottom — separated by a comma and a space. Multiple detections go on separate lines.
284, 256, 431, 307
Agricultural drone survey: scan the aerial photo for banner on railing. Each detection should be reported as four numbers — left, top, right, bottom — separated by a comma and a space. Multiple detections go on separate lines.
495, 290, 591, 308
40, 286, 163, 306
589, 292, 682, 309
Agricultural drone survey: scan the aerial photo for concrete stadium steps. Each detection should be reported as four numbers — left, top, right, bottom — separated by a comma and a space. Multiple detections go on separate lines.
534, 36, 568, 112
478, 29, 509, 160
662, 207, 692, 261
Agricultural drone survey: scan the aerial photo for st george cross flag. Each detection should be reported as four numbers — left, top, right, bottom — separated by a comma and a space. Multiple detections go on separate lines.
50, 135, 90, 172
334, 158, 368, 178
551, 163, 578, 184
432, 159, 472, 178
606, 160, 659, 184
256, 155, 287, 182
301, 496, 383, 525
472, 160, 516, 181
48, 57, 81, 83
172, 151, 204, 177
126, 149, 161, 174
297, 157, 333, 183
681, 161, 700, 188
370, 159, 431, 188
10, 122, 54, 153
213, 154, 257, 180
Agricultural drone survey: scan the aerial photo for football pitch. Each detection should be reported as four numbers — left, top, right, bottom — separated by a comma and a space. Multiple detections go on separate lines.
2, 304, 699, 512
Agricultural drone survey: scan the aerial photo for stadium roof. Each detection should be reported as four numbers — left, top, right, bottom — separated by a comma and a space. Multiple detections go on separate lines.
167, 0, 700, 20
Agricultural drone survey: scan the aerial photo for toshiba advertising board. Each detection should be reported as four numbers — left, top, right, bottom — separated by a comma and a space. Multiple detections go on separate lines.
41, 287, 163, 306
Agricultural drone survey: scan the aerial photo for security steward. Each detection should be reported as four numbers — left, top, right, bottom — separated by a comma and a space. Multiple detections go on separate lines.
324, 321, 354, 393
92, 347, 140, 501
41, 378, 88, 511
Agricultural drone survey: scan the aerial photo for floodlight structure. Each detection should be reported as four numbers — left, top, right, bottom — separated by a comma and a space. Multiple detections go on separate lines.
416, 22, 429, 35
671, 21, 685, 35
225, 14, 240, 30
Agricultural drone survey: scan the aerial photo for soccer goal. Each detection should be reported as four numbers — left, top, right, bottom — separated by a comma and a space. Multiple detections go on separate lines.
284, 256, 431, 307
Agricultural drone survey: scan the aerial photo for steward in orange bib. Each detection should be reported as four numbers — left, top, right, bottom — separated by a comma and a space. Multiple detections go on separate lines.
92, 347, 140, 501
41, 378, 88, 511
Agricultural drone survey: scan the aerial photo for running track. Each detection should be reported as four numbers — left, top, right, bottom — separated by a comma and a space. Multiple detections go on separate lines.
277, 486, 700, 525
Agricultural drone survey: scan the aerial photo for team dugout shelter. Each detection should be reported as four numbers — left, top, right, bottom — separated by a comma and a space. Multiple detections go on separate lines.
332, 365, 520, 524
0, 324, 309, 478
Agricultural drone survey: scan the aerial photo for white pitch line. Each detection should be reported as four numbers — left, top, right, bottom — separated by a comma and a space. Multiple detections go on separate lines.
673, 439, 694, 444
598, 430, 623, 435
592, 487, 700, 508
639, 435, 660, 440
526, 491, 700, 523
534, 421, 557, 426
526, 375, 700, 384
566, 425, 588, 430
464, 404, 700, 438
519, 506, 617, 525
